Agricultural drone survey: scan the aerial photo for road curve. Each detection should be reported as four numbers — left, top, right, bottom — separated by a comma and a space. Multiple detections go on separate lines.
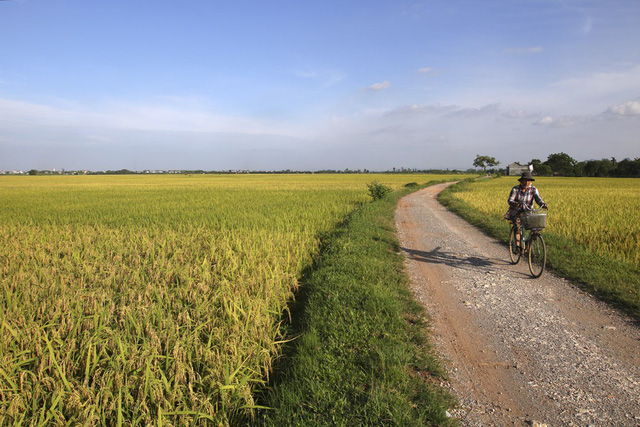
395, 183, 640, 426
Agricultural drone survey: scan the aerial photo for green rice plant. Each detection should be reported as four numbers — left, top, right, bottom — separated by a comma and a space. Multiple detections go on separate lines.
0, 173, 467, 424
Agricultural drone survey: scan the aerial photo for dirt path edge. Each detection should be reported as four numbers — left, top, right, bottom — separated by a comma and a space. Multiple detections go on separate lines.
395, 183, 640, 426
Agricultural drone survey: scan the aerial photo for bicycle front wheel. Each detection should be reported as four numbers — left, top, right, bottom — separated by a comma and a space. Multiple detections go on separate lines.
528, 233, 546, 278
508, 226, 521, 264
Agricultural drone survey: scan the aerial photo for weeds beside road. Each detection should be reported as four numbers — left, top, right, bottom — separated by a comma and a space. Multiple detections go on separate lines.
259, 181, 455, 426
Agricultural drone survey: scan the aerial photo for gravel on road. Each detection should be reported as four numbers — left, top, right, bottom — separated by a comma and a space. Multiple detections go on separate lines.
395, 183, 640, 426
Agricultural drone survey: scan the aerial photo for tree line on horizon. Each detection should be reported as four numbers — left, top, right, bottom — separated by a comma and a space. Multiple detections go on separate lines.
9, 152, 639, 177
475, 152, 640, 178
18, 167, 476, 176
528, 153, 640, 177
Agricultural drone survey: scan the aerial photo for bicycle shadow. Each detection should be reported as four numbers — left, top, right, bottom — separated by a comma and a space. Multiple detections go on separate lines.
400, 246, 512, 272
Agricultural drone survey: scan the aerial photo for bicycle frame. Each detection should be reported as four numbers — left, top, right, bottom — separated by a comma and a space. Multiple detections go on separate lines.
509, 206, 547, 277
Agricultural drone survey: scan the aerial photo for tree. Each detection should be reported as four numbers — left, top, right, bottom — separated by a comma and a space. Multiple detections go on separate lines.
544, 152, 577, 176
583, 159, 615, 177
530, 159, 552, 176
613, 158, 640, 177
473, 155, 500, 174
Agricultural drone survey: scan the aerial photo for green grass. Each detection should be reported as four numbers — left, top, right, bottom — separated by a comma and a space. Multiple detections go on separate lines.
438, 178, 640, 321
258, 182, 455, 426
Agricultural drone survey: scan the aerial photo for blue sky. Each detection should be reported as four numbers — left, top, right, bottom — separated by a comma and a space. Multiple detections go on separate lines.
1, 0, 639, 171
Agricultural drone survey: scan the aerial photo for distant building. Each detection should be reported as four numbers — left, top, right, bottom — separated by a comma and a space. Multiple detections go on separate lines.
507, 162, 529, 176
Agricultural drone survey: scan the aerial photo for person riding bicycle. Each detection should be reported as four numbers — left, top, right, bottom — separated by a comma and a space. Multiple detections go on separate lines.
505, 171, 547, 247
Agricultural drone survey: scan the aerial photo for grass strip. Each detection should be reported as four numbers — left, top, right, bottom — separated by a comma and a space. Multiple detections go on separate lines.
258, 182, 455, 426
438, 179, 640, 321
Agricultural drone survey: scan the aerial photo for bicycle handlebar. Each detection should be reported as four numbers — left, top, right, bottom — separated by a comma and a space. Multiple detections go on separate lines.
515, 205, 548, 212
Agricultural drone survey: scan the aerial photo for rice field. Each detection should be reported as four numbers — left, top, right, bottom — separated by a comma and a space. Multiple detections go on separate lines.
0, 173, 462, 425
449, 177, 640, 267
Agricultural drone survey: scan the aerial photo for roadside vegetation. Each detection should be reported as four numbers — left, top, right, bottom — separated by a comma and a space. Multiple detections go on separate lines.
259, 181, 455, 426
0, 174, 462, 425
439, 177, 640, 320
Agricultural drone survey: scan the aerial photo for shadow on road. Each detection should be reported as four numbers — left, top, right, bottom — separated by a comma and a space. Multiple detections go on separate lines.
401, 246, 511, 272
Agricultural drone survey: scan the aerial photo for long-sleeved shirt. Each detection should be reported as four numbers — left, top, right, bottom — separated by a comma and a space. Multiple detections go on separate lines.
505, 185, 545, 220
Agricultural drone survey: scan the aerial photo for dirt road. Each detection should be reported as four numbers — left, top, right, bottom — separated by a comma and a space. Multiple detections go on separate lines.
395, 183, 640, 426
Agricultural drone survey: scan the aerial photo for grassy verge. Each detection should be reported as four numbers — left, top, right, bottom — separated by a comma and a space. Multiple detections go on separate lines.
438, 179, 640, 321
257, 182, 455, 426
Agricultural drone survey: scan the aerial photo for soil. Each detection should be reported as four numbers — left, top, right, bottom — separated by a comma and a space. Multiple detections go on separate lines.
395, 183, 640, 426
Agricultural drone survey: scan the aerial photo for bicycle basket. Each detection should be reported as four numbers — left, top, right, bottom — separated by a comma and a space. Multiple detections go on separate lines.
522, 212, 547, 230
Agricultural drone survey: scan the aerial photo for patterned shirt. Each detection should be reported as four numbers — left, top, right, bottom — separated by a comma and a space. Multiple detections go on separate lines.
505, 185, 545, 220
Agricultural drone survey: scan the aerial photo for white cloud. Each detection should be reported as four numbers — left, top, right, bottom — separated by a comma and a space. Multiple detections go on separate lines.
292, 68, 347, 88
490, 65, 640, 118
605, 100, 640, 116
536, 116, 555, 126
2, 88, 638, 171
385, 103, 456, 116
503, 46, 543, 54
533, 115, 593, 127
503, 109, 532, 119
445, 103, 501, 118
418, 66, 433, 73
366, 81, 391, 91
549, 66, 640, 108
0, 96, 305, 137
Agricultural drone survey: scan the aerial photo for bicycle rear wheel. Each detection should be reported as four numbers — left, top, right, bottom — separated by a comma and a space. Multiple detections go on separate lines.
528, 233, 546, 278
508, 226, 521, 264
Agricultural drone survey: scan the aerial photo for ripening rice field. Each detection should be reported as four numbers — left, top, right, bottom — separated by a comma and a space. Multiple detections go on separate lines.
449, 177, 640, 268
0, 173, 461, 425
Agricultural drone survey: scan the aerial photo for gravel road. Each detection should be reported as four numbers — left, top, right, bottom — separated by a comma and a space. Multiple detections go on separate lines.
395, 183, 640, 426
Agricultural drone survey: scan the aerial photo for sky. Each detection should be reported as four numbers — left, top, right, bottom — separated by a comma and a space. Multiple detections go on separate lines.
1, 0, 639, 171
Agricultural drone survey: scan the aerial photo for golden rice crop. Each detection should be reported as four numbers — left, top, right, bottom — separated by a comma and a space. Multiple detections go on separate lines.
0, 173, 462, 425
450, 177, 640, 267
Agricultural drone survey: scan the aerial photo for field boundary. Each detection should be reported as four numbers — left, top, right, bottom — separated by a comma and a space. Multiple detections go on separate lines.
257, 181, 456, 425
438, 178, 640, 322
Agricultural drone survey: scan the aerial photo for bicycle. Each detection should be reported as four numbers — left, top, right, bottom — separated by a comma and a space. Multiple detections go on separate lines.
508, 206, 548, 278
